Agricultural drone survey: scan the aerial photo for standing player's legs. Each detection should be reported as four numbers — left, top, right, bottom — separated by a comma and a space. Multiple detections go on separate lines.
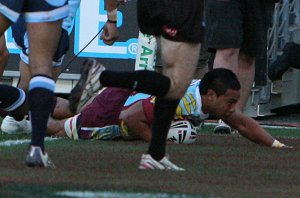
76, 0, 203, 170
23, 0, 68, 168
137, 0, 204, 171
237, 0, 275, 111
146, 37, 201, 163
25, 20, 62, 167
206, 0, 254, 133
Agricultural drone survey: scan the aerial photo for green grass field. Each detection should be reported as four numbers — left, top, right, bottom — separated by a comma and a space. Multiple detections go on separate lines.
0, 124, 299, 198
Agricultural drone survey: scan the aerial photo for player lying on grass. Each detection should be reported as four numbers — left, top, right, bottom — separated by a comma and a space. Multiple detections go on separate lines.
47, 85, 200, 142
47, 66, 289, 148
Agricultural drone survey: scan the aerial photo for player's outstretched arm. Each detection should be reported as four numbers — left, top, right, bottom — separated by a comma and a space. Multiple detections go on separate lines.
222, 111, 292, 148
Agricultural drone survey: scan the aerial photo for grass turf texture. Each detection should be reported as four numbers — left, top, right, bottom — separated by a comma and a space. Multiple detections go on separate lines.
0, 125, 299, 198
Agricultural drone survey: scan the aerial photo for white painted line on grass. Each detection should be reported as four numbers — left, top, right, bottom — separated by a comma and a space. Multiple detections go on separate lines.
0, 139, 30, 146
0, 137, 60, 147
204, 122, 300, 130
56, 191, 204, 198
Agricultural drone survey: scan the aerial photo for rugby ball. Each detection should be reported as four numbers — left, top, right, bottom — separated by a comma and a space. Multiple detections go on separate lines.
167, 120, 197, 144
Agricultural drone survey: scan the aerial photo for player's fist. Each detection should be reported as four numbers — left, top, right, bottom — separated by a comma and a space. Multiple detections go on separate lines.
100, 21, 119, 46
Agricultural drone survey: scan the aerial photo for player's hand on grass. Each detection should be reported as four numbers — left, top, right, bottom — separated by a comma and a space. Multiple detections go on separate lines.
272, 139, 294, 148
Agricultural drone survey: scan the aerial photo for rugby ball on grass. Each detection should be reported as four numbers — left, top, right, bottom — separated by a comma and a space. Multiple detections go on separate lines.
167, 120, 197, 144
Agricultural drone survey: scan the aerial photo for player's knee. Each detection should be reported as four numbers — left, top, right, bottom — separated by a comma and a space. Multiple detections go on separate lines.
217, 48, 238, 59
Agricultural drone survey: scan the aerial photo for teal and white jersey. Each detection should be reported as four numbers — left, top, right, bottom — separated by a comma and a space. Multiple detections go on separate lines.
123, 79, 209, 121
175, 79, 209, 120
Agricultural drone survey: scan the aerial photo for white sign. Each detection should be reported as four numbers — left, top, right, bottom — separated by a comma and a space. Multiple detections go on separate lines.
74, 0, 138, 59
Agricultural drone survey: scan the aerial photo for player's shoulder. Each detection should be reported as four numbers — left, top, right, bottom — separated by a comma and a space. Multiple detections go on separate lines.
190, 79, 201, 85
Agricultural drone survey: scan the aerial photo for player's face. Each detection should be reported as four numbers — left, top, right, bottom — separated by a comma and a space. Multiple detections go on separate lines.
211, 89, 240, 117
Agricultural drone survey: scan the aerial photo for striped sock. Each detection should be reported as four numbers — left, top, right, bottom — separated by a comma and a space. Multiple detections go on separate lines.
28, 75, 55, 152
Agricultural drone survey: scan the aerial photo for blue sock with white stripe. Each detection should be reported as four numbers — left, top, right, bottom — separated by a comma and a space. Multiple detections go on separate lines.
28, 75, 55, 152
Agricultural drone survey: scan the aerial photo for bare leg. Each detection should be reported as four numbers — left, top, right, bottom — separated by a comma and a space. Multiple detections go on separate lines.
237, 53, 255, 111
27, 21, 62, 76
160, 37, 201, 99
214, 48, 239, 76
0, 35, 9, 79
26, 20, 62, 151
148, 37, 201, 161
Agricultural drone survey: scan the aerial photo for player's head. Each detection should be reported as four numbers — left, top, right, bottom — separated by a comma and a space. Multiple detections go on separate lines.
200, 68, 241, 117
200, 68, 241, 96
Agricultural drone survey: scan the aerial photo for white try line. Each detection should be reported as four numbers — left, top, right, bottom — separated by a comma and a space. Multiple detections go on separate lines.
204, 122, 300, 130
0, 137, 60, 147
56, 191, 204, 198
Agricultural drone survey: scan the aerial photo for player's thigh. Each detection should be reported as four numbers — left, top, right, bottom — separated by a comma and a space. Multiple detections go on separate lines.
24, 0, 67, 75
26, 20, 63, 76
160, 38, 201, 98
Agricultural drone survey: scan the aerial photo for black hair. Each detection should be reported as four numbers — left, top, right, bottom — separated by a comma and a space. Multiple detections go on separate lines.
199, 68, 241, 96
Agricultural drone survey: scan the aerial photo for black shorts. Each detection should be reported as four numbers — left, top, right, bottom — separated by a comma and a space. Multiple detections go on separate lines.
206, 0, 275, 57
137, 0, 205, 43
